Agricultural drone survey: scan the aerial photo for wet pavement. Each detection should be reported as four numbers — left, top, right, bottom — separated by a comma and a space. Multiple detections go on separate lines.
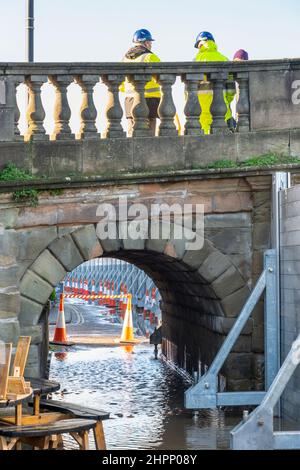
49, 300, 241, 450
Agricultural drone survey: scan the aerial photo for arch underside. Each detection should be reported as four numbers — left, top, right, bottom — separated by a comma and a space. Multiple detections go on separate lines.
16, 221, 256, 391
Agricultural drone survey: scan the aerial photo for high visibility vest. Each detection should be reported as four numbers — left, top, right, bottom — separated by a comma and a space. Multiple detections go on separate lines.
120, 51, 161, 99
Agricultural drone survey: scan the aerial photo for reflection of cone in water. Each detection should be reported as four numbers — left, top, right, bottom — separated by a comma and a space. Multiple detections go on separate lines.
53, 294, 68, 344
120, 295, 135, 343
54, 351, 68, 361
122, 344, 134, 354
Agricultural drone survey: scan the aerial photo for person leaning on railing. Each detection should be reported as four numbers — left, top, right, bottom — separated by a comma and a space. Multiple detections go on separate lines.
194, 31, 236, 134
119, 28, 161, 137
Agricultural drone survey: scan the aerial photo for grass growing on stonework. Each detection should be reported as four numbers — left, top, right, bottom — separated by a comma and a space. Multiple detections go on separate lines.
201, 154, 300, 170
0, 162, 39, 206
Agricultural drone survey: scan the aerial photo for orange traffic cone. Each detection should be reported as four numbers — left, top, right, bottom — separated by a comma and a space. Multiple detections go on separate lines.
52, 294, 68, 344
120, 295, 135, 344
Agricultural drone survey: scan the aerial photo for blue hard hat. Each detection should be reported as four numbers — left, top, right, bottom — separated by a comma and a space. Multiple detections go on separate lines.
194, 31, 215, 48
133, 29, 155, 43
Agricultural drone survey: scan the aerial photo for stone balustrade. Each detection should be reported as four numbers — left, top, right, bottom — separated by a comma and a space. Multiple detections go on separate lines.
0, 59, 299, 142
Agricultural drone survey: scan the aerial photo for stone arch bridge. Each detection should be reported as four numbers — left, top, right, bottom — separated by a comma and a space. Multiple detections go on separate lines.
1, 59, 300, 392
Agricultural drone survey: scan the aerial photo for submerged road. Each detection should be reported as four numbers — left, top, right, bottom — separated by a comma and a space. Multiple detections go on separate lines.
49, 299, 240, 450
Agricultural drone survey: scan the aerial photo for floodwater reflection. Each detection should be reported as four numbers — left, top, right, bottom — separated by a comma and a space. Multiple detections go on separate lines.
50, 344, 240, 450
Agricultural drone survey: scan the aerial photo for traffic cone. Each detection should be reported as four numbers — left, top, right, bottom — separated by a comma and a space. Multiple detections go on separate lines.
53, 294, 68, 344
120, 295, 135, 343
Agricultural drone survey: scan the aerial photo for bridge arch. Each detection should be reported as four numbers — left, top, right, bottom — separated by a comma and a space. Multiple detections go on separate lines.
19, 222, 251, 390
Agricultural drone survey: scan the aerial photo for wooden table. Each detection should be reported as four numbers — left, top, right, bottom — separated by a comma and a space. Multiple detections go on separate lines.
0, 392, 33, 426
25, 377, 60, 417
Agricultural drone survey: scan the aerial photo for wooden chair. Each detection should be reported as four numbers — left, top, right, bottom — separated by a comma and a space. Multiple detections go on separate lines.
0, 343, 12, 401
7, 336, 31, 399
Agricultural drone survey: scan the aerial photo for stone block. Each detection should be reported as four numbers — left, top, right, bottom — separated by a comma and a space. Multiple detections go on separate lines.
221, 285, 250, 317
20, 325, 43, 345
17, 227, 58, 278
0, 208, 19, 229
0, 287, 20, 318
32, 141, 82, 177
118, 220, 147, 250
20, 271, 53, 305
30, 249, 66, 287
0, 318, 20, 344
289, 129, 300, 157
211, 266, 245, 299
71, 225, 103, 260
204, 213, 251, 229
252, 326, 264, 353
182, 239, 213, 270
253, 222, 271, 249
19, 296, 43, 326
237, 130, 290, 160
0, 256, 18, 288
82, 138, 133, 174
24, 345, 40, 378
48, 234, 84, 271
198, 251, 231, 284
223, 352, 252, 380
133, 136, 184, 171
184, 134, 237, 168
205, 228, 251, 256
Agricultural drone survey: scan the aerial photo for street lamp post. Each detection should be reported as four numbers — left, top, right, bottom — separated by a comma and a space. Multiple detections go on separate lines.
26, 0, 34, 62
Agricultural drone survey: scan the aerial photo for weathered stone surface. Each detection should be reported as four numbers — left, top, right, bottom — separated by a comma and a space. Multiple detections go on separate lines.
118, 220, 148, 251
32, 141, 82, 177
24, 345, 40, 378
182, 239, 213, 270
133, 137, 184, 171
19, 296, 43, 326
20, 325, 43, 345
223, 353, 252, 379
206, 228, 251, 256
17, 227, 58, 278
253, 222, 270, 249
211, 265, 245, 299
82, 139, 133, 174
0, 287, 20, 318
185, 134, 237, 167
71, 225, 103, 260
252, 326, 264, 353
221, 285, 250, 317
0, 318, 20, 343
198, 251, 231, 284
0, 208, 19, 229
30, 250, 66, 287
204, 213, 251, 229
48, 235, 84, 271
20, 271, 53, 305
0, 256, 18, 288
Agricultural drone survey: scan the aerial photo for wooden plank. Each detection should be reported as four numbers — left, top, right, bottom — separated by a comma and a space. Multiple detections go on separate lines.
7, 377, 26, 395
15, 403, 22, 426
93, 421, 106, 450
0, 344, 12, 400
0, 412, 67, 426
0, 419, 97, 438
12, 336, 31, 377
39, 399, 110, 420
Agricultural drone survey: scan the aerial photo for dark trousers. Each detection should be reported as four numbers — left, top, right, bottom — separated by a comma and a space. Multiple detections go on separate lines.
125, 97, 160, 137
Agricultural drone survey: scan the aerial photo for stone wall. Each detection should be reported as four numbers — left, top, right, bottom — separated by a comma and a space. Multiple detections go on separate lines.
280, 184, 300, 423
0, 173, 272, 388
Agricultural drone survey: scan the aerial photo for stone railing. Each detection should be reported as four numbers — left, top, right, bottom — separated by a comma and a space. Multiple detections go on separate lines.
0, 59, 300, 142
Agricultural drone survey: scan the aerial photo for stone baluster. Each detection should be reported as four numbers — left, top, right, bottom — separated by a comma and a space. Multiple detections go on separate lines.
210, 72, 230, 134
129, 74, 152, 137
6, 75, 24, 141
49, 75, 74, 140
25, 75, 48, 141
76, 75, 99, 139
102, 74, 125, 138
182, 73, 203, 136
157, 74, 177, 136
235, 72, 250, 133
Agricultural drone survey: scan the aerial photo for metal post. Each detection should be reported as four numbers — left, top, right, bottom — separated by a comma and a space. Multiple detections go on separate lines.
26, 0, 34, 62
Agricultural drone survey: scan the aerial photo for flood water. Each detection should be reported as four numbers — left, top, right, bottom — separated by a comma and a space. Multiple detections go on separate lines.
49, 342, 241, 450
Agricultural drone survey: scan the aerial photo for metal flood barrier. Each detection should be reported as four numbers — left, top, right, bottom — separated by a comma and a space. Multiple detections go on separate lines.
185, 249, 278, 410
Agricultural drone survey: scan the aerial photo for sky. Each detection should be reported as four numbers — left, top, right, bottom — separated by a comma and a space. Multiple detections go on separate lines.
0, 0, 300, 62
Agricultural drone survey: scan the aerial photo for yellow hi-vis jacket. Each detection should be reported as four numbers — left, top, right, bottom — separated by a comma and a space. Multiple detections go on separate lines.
194, 40, 235, 134
120, 47, 161, 99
